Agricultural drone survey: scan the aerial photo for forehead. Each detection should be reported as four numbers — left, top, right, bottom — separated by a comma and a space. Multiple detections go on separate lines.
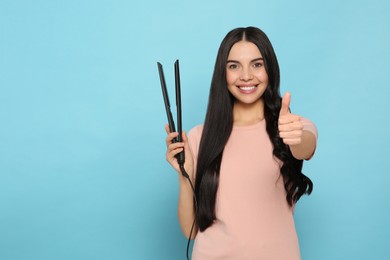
228, 41, 262, 60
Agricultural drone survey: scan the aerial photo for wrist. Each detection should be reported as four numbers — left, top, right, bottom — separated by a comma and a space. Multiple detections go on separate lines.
178, 170, 194, 184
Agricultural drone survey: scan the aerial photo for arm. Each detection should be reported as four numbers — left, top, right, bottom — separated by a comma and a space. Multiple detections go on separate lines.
165, 125, 198, 239
178, 174, 198, 239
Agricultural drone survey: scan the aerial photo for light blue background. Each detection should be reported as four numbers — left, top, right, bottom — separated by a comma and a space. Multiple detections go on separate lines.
1, 0, 389, 259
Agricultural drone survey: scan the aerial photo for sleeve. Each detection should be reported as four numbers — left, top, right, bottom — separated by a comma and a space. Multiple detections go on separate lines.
301, 117, 318, 140
187, 125, 203, 177
301, 117, 318, 159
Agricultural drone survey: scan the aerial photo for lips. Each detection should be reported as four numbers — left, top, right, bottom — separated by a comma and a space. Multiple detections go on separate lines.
238, 85, 257, 94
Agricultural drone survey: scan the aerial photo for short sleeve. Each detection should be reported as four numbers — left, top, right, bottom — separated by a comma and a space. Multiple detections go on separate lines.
301, 117, 318, 159
187, 125, 204, 176
301, 117, 318, 140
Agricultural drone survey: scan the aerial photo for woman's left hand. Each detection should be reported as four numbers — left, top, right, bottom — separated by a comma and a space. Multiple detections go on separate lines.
278, 92, 303, 146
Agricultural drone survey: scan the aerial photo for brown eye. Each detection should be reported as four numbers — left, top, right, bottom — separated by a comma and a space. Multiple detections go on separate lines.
227, 63, 239, 70
253, 62, 263, 68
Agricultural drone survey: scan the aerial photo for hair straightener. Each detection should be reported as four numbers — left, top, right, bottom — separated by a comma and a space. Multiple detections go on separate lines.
157, 60, 186, 175
157, 60, 196, 260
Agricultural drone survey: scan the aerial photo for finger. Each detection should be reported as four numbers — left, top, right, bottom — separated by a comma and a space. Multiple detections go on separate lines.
165, 124, 178, 135
282, 138, 302, 146
166, 142, 185, 157
278, 115, 301, 125
280, 92, 291, 116
167, 146, 184, 160
166, 132, 179, 145
279, 130, 303, 139
182, 131, 191, 145
181, 131, 192, 159
167, 142, 185, 151
164, 124, 170, 134
278, 121, 303, 132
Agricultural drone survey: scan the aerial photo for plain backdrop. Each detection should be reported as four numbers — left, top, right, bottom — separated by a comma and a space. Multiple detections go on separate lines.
1, 0, 389, 259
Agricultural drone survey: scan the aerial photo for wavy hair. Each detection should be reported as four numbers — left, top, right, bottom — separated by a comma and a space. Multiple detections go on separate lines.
195, 27, 313, 232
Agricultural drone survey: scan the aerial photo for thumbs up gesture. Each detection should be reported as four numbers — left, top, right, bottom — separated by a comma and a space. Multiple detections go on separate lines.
278, 92, 303, 146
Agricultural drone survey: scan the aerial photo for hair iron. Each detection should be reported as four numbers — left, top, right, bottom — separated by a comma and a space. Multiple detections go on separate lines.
157, 60, 186, 174
157, 60, 196, 259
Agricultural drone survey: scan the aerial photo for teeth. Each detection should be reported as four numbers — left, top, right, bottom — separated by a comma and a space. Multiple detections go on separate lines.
239, 86, 256, 90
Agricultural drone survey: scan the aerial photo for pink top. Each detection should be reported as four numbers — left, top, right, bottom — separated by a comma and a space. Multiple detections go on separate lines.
187, 118, 317, 260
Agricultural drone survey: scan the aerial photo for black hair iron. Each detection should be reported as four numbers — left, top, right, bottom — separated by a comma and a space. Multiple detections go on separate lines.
157, 60, 186, 173
157, 60, 196, 260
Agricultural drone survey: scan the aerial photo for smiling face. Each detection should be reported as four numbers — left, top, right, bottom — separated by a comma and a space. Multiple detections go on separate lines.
226, 40, 269, 106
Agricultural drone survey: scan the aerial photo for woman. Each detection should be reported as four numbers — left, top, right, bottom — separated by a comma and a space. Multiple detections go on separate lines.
165, 26, 317, 259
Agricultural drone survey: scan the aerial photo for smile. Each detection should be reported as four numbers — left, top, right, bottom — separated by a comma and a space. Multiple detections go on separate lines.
239, 86, 256, 91
237, 85, 258, 94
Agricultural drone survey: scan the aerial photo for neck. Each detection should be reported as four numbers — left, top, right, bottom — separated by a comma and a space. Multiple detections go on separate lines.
233, 99, 264, 126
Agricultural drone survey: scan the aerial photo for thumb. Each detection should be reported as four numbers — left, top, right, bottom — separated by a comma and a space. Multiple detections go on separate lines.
280, 92, 291, 116
182, 131, 188, 142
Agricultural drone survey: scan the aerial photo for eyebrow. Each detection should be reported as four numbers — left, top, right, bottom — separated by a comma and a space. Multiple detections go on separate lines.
226, 57, 264, 63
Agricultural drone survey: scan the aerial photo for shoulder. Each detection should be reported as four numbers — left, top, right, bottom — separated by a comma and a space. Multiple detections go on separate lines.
188, 124, 204, 139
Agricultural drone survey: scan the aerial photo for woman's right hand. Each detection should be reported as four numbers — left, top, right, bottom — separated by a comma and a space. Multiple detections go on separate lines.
165, 125, 197, 238
165, 124, 194, 181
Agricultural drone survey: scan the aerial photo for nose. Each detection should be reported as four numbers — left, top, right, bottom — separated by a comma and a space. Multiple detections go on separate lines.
240, 66, 253, 81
